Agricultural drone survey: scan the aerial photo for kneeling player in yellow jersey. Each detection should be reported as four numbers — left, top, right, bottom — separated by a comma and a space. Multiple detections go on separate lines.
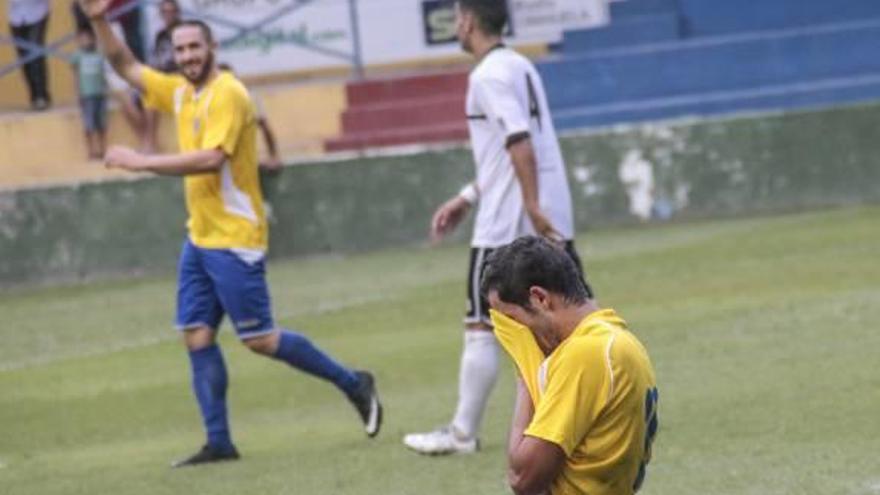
481, 237, 659, 495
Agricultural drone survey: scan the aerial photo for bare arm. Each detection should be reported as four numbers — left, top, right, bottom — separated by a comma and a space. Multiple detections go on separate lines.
258, 119, 279, 163
78, 0, 144, 90
508, 138, 561, 241
508, 377, 566, 495
105, 146, 226, 176
429, 194, 472, 243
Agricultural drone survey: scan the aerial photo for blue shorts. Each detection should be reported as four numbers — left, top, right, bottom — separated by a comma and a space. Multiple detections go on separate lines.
175, 240, 274, 339
79, 95, 107, 132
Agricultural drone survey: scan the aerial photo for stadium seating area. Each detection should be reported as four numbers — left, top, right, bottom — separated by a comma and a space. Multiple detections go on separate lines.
547, 0, 880, 129
5, 0, 880, 174
325, 71, 469, 152
329, 0, 880, 150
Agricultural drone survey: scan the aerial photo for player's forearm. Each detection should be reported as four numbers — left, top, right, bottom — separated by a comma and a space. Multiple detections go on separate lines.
509, 437, 560, 495
507, 379, 560, 495
508, 378, 534, 459
90, 17, 143, 90
258, 120, 279, 158
509, 139, 541, 212
141, 150, 226, 176
507, 381, 536, 490
509, 446, 551, 495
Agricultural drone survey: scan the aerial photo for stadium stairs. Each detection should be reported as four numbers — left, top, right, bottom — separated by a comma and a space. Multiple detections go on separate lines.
325, 0, 880, 152
546, 0, 880, 130
324, 70, 470, 153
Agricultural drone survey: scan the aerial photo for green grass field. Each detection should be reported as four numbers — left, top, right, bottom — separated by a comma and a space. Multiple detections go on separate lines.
1, 206, 878, 495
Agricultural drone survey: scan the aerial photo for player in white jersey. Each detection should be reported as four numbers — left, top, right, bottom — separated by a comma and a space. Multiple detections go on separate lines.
403, 0, 595, 455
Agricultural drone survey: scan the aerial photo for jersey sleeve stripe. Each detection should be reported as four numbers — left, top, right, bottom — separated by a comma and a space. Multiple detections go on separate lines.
604, 330, 618, 406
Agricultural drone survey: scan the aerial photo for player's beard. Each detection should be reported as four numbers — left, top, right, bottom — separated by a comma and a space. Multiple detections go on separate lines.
459, 37, 472, 54
183, 51, 215, 86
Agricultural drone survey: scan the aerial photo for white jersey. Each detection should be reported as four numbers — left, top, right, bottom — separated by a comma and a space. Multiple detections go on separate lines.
465, 46, 574, 248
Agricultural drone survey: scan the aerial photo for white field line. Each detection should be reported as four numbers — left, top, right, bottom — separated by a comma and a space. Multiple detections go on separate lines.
0, 291, 415, 373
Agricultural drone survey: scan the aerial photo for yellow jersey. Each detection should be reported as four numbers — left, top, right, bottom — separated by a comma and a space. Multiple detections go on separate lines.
491, 308, 659, 495
141, 66, 267, 250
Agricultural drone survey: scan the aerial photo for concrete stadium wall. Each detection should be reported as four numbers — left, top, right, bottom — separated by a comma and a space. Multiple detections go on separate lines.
2, 103, 879, 288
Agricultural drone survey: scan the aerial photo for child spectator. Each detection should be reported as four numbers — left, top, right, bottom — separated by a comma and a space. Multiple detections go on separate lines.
70, 29, 108, 160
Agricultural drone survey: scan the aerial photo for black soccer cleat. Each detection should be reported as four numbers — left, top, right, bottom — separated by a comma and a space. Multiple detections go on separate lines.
171, 444, 240, 468
347, 370, 383, 438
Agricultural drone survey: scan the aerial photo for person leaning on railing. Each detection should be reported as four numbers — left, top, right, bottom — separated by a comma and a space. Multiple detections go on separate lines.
8, 0, 51, 110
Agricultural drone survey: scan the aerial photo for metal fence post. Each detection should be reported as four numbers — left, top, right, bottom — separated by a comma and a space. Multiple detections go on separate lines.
348, 0, 365, 80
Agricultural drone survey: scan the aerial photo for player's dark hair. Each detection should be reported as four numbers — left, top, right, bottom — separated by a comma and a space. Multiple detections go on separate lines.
481, 236, 589, 309
456, 0, 508, 36
171, 19, 214, 44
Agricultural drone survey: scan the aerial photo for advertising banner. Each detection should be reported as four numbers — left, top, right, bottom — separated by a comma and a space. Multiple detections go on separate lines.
557, 0, 610, 30
153, 0, 355, 76
146, 0, 576, 77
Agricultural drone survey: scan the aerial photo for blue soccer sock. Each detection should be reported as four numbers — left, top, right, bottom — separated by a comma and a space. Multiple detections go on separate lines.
272, 329, 360, 396
188, 344, 233, 451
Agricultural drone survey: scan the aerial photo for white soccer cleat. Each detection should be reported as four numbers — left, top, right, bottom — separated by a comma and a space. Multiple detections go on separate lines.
402, 426, 479, 455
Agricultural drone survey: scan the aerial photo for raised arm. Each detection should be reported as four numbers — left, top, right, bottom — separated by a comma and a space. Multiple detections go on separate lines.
78, 0, 144, 90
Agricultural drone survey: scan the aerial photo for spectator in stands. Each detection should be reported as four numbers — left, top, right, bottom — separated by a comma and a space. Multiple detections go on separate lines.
143, 0, 182, 153
74, 0, 153, 151
72, 1, 91, 33
69, 28, 108, 159
151, 0, 180, 73
72, 1, 143, 61
109, 0, 145, 62
8, 0, 51, 110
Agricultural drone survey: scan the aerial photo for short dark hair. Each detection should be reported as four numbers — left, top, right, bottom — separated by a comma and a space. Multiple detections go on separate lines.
171, 19, 214, 44
457, 0, 508, 36
481, 236, 589, 308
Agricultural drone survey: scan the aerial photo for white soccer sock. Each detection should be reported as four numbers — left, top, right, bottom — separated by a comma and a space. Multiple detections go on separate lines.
451, 330, 500, 440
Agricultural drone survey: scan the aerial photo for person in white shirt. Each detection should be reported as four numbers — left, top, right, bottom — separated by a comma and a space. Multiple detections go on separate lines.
8, 0, 51, 110
403, 0, 595, 456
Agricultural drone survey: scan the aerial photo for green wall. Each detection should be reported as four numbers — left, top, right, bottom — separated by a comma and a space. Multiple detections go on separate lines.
2, 103, 879, 288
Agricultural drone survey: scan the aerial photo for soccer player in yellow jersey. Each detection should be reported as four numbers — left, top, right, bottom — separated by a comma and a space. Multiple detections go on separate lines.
481, 237, 659, 495
77, 0, 382, 467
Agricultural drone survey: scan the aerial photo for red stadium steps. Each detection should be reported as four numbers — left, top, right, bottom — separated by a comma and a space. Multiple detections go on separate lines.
326, 122, 470, 151
326, 71, 470, 152
346, 71, 469, 106
341, 95, 465, 133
